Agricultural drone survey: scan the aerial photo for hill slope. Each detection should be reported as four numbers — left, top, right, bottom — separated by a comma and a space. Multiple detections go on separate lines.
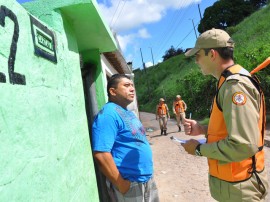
134, 5, 270, 119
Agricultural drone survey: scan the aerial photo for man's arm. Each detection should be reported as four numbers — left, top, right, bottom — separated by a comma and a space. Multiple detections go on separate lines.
172, 102, 176, 114
165, 104, 170, 118
93, 152, 130, 194
183, 100, 187, 111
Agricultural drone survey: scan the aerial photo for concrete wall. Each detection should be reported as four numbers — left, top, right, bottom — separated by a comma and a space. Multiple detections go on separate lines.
0, 1, 99, 201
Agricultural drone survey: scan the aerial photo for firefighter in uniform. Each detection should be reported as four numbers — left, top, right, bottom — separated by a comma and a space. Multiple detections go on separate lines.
173, 95, 187, 132
156, 98, 170, 135
182, 28, 268, 201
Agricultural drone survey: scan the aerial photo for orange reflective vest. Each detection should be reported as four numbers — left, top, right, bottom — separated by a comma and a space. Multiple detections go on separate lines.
207, 64, 266, 182
157, 104, 167, 116
174, 101, 185, 113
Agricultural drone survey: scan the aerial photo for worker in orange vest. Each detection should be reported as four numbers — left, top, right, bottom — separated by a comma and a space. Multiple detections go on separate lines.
182, 28, 268, 201
172, 95, 187, 132
156, 98, 170, 135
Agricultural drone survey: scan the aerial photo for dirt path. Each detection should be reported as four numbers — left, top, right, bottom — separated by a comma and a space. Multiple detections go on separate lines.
140, 112, 270, 202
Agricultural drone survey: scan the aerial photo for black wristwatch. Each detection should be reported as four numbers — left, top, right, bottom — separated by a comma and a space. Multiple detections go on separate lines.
195, 144, 202, 156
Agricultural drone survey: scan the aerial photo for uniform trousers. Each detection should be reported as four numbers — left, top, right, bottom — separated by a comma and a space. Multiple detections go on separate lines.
209, 169, 268, 202
158, 116, 167, 130
175, 112, 185, 126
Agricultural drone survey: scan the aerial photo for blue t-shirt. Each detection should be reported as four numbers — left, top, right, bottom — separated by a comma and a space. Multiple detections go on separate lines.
92, 102, 153, 182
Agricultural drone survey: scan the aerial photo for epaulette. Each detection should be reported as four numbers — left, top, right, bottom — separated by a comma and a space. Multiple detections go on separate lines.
226, 74, 239, 82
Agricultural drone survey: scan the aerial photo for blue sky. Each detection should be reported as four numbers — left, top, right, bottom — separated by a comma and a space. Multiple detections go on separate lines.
17, 0, 217, 69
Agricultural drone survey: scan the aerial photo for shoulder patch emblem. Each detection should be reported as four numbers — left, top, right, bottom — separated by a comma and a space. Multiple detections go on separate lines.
232, 92, 247, 105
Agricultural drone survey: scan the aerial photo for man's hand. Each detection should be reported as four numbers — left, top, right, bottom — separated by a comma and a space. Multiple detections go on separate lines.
181, 139, 200, 155
93, 152, 131, 194
184, 119, 206, 136
117, 179, 131, 194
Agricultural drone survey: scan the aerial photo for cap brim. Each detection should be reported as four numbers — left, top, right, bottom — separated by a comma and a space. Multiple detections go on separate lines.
185, 48, 200, 57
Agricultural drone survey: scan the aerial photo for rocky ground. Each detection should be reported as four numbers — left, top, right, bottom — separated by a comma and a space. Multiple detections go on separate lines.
140, 112, 270, 202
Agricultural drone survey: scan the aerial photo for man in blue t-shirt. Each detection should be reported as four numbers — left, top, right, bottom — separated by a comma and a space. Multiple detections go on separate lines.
92, 74, 159, 202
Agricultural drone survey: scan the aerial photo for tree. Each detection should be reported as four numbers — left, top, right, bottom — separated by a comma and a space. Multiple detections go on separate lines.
250, 0, 268, 8
198, 0, 267, 33
162, 46, 184, 61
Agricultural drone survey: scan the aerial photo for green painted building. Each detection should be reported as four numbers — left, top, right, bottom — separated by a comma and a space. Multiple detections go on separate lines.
0, 0, 133, 201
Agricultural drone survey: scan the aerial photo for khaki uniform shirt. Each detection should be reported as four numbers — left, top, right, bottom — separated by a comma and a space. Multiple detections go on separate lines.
200, 74, 268, 201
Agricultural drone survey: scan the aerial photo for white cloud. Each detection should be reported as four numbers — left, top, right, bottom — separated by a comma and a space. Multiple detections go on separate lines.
125, 53, 134, 63
138, 28, 151, 39
117, 34, 136, 51
98, 0, 201, 32
117, 28, 150, 51
98, 0, 202, 67
145, 61, 153, 67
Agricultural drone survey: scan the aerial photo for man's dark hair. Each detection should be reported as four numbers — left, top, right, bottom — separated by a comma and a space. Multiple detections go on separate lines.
204, 47, 234, 60
107, 74, 130, 97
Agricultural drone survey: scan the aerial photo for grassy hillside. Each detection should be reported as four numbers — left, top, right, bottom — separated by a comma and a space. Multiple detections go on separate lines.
134, 5, 270, 119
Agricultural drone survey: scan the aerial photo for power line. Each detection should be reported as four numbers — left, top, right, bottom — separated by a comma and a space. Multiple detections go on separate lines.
152, 20, 199, 64
175, 21, 199, 48
111, 0, 127, 28
175, 27, 195, 49
153, 4, 195, 62
156, 1, 186, 48
110, 0, 122, 26
154, 1, 188, 57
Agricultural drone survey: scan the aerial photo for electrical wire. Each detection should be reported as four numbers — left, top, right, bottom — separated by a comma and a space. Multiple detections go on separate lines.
175, 25, 197, 48
154, 1, 187, 54
111, 0, 127, 28
110, 0, 122, 26
154, 6, 191, 61
153, 4, 196, 62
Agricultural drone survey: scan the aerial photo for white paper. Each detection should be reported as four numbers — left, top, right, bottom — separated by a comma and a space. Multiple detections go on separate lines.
170, 136, 206, 144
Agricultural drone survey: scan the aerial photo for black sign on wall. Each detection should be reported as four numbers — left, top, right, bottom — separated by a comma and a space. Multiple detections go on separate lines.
30, 15, 57, 63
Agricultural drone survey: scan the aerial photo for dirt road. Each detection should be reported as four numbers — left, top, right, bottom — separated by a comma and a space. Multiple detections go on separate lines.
140, 112, 270, 202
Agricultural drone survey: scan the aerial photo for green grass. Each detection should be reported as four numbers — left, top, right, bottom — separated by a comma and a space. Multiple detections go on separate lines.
198, 118, 210, 125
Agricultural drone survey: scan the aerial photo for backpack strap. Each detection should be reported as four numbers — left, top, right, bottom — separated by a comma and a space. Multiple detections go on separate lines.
215, 67, 262, 112
215, 69, 235, 111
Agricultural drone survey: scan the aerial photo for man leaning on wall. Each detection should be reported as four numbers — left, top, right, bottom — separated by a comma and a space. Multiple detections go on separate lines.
92, 74, 159, 202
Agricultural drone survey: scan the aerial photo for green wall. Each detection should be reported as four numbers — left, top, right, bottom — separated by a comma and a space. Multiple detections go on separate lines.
0, 1, 99, 201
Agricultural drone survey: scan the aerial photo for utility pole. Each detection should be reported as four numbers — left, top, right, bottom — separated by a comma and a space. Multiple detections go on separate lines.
140, 48, 146, 73
198, 4, 205, 32
190, 18, 198, 39
149, 47, 155, 66
140, 48, 150, 101
198, 4, 203, 21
